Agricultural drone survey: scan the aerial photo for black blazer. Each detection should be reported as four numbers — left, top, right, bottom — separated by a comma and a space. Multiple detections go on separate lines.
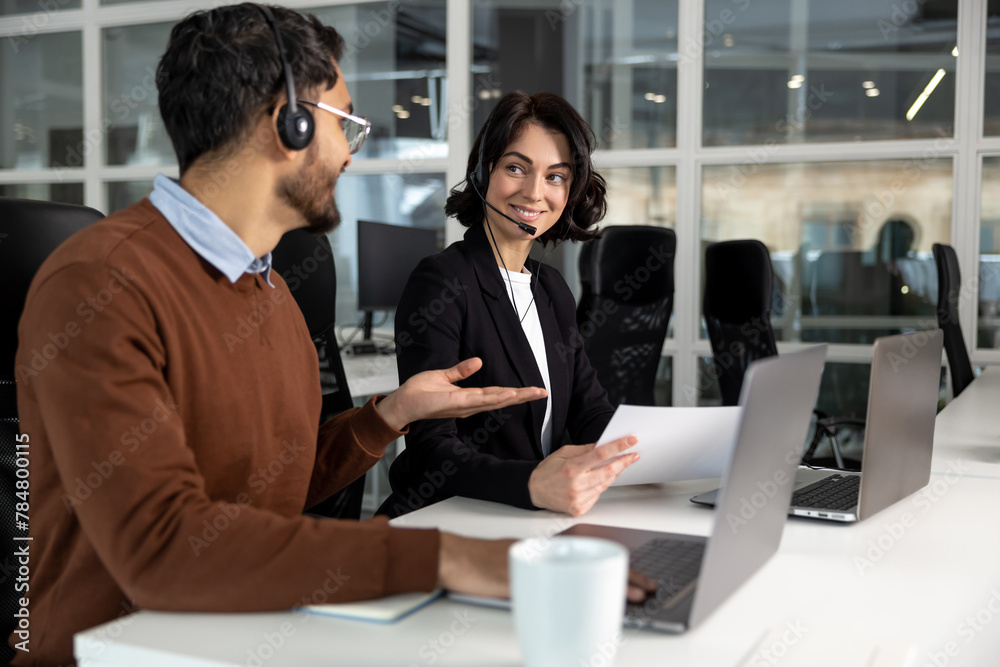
378, 223, 615, 517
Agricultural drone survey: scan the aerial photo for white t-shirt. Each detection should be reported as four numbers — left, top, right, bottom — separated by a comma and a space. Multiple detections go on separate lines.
499, 266, 554, 456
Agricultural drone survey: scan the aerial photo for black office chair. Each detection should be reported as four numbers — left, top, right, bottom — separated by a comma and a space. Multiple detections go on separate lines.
0, 197, 104, 664
703, 239, 862, 469
933, 243, 974, 397
271, 229, 365, 519
703, 240, 779, 406
577, 225, 675, 406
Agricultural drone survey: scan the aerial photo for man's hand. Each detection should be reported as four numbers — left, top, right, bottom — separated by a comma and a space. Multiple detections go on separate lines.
628, 569, 658, 603
438, 532, 514, 599
437, 532, 658, 603
528, 436, 639, 516
376, 357, 546, 431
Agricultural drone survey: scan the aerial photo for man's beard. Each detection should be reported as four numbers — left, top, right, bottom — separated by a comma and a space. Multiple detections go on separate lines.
277, 143, 342, 235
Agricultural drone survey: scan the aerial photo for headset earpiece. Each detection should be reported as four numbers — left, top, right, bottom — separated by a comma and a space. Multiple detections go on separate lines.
471, 157, 486, 191
277, 103, 314, 151
470, 115, 494, 190
256, 4, 314, 151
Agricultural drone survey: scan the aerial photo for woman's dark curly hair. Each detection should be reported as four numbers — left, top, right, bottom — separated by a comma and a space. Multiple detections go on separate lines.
445, 91, 607, 245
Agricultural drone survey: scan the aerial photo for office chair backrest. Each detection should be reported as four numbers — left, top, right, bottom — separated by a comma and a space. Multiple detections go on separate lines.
0, 198, 105, 376
271, 229, 353, 419
703, 239, 779, 406
932, 243, 974, 396
270, 229, 363, 519
0, 196, 103, 664
577, 225, 675, 406
271, 230, 336, 335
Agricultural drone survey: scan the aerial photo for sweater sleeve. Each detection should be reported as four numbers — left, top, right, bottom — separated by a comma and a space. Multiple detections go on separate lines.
19, 261, 439, 611
305, 397, 404, 509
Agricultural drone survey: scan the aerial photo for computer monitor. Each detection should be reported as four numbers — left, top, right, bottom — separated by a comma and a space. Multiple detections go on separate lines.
357, 219, 440, 342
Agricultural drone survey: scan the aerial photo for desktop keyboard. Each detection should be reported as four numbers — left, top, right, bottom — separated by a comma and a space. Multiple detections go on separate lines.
791, 473, 860, 511
629, 538, 705, 603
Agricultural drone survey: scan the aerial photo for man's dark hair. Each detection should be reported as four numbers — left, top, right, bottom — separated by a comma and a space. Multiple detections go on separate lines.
156, 3, 345, 174
445, 91, 607, 245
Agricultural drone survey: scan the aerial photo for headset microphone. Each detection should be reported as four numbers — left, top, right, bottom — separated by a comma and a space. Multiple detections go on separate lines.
469, 112, 575, 325
469, 115, 537, 236
468, 177, 537, 236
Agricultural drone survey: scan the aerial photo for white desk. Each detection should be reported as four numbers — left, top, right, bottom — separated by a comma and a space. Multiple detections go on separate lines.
341, 351, 398, 398
932, 366, 1000, 480
76, 467, 1000, 666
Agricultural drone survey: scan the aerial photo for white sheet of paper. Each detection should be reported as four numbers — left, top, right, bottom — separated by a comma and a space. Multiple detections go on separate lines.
596, 405, 742, 486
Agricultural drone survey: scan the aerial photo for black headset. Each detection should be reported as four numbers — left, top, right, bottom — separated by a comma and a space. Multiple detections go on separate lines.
470, 111, 575, 323
469, 114, 539, 236
255, 4, 314, 151
469, 115, 493, 193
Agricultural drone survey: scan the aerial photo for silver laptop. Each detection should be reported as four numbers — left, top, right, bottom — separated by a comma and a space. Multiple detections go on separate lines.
562, 345, 826, 633
692, 330, 942, 523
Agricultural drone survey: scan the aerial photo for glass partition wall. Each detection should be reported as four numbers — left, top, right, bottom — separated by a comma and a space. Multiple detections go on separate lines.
1, 0, 993, 412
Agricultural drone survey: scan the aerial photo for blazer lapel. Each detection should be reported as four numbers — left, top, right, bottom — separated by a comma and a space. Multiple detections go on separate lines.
466, 225, 546, 456
533, 263, 570, 449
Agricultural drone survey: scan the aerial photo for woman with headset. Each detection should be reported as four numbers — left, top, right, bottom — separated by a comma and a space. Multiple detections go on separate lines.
378, 91, 638, 518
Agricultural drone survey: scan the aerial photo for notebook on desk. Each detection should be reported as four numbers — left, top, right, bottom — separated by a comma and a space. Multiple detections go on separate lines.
692, 330, 943, 523
303, 589, 443, 624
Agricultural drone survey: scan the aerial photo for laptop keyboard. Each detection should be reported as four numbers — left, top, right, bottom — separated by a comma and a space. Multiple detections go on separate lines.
791, 473, 860, 511
629, 538, 704, 604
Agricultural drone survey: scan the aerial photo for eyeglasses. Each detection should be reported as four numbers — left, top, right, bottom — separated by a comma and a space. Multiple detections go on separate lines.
296, 99, 371, 154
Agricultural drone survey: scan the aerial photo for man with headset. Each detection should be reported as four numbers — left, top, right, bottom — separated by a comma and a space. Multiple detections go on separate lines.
11, 5, 555, 664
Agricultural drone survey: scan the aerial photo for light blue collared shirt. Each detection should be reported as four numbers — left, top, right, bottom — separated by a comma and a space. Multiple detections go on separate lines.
148, 173, 274, 287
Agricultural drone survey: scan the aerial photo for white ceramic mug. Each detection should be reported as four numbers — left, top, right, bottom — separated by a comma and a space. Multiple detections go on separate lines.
509, 536, 629, 667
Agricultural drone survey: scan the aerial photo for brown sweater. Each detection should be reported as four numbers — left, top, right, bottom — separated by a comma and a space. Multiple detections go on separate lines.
11, 200, 439, 665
